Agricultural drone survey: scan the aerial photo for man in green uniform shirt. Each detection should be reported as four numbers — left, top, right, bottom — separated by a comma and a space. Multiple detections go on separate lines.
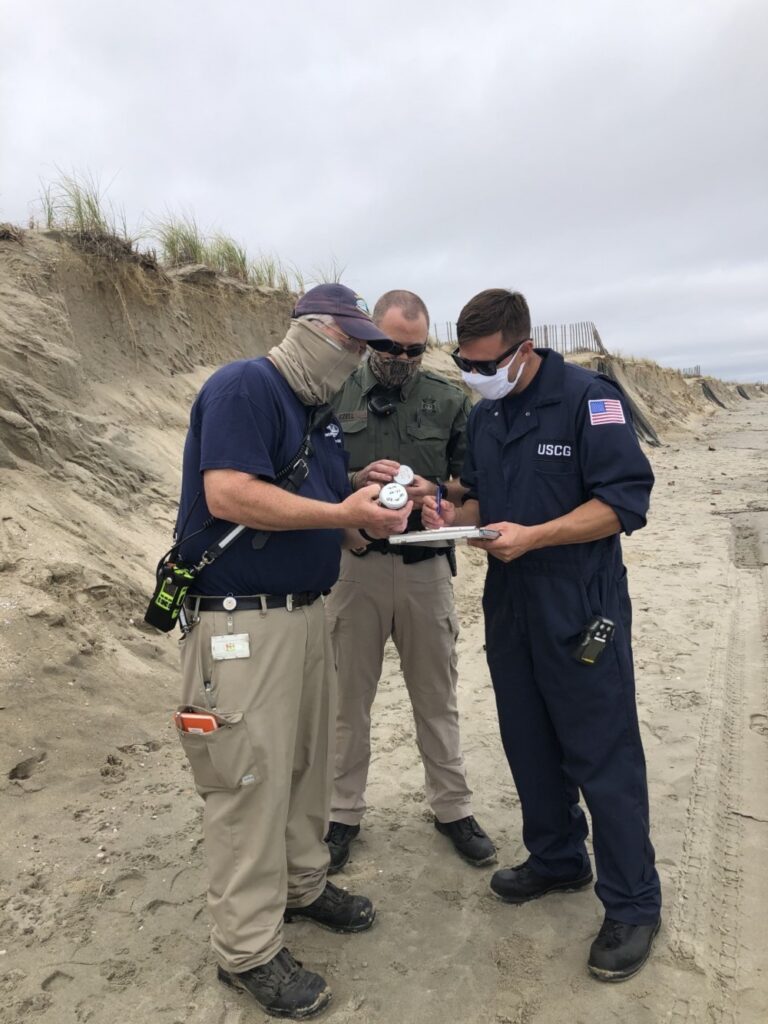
324, 290, 496, 870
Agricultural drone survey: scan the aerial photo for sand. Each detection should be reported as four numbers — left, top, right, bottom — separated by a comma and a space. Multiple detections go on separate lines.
1, 233, 766, 1023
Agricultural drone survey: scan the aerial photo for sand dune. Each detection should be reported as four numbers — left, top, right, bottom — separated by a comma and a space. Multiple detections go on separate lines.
1, 233, 766, 1023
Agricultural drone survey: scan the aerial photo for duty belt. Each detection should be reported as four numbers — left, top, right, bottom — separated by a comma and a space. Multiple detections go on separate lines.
353, 541, 451, 564
186, 591, 323, 614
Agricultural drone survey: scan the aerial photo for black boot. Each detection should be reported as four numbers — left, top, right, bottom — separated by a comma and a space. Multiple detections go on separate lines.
324, 821, 360, 874
217, 947, 331, 1019
284, 880, 375, 933
588, 917, 661, 981
490, 860, 593, 903
434, 815, 497, 866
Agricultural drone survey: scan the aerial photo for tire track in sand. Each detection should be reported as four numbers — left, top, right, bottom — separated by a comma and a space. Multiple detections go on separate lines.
668, 556, 765, 1022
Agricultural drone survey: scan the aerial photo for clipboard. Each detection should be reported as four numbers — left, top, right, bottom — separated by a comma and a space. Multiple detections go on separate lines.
388, 526, 501, 545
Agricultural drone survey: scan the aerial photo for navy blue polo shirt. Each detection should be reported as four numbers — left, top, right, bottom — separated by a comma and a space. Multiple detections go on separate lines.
176, 357, 350, 595
462, 349, 654, 576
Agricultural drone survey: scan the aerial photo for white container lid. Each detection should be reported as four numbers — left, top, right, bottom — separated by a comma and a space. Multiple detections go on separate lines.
378, 482, 409, 510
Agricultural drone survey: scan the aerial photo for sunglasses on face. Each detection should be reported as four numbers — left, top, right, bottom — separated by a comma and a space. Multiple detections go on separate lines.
366, 338, 396, 353
450, 339, 530, 376
387, 342, 427, 358
366, 339, 426, 358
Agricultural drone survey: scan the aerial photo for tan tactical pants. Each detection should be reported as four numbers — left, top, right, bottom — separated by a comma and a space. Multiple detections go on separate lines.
178, 599, 333, 972
325, 550, 473, 826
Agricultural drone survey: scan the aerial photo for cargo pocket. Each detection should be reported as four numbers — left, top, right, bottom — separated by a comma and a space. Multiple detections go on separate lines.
325, 612, 340, 670
175, 705, 259, 796
448, 609, 461, 642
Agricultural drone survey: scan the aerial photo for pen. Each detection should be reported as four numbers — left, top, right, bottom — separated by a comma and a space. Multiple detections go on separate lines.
435, 479, 443, 519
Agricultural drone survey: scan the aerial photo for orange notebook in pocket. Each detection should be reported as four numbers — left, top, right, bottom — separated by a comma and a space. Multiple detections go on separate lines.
174, 710, 219, 734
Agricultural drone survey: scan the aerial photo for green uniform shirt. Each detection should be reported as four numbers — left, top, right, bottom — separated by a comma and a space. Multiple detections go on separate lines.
332, 361, 471, 482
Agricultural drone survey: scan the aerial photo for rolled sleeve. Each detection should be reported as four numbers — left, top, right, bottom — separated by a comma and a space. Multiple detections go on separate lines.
577, 382, 654, 534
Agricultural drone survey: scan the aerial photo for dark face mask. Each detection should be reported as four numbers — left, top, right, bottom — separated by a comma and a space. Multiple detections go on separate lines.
369, 350, 419, 389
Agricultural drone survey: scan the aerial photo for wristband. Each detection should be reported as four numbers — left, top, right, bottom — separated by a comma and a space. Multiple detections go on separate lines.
359, 528, 375, 542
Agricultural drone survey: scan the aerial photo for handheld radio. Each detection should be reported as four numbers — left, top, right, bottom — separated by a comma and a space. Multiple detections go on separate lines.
572, 616, 615, 665
144, 562, 197, 632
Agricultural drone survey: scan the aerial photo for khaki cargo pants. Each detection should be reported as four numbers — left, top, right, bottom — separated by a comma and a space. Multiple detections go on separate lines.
325, 549, 473, 826
177, 598, 333, 972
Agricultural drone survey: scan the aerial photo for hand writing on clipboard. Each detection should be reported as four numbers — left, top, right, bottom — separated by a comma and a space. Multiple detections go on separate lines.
422, 491, 455, 529
422, 494, 530, 563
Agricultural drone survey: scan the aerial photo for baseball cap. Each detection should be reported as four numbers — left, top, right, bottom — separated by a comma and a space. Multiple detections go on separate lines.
293, 284, 392, 344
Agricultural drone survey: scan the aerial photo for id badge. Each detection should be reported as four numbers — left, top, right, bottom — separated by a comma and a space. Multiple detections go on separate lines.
211, 633, 251, 661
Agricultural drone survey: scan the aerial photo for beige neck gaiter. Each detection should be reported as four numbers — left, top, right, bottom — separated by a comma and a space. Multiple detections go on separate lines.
268, 319, 361, 405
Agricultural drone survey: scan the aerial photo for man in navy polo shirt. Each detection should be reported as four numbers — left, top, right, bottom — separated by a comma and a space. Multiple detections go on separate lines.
175, 285, 412, 1020
423, 289, 661, 983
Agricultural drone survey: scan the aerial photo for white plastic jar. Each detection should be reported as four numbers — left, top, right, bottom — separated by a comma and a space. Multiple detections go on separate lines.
378, 482, 409, 510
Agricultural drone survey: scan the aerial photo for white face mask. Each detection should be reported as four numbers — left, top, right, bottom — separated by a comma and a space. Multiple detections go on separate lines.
461, 349, 525, 400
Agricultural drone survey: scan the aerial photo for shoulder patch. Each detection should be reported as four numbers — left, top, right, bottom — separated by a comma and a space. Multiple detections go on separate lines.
588, 398, 625, 426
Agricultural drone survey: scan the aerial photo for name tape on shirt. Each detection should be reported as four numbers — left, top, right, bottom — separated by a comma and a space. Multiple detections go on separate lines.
588, 398, 625, 426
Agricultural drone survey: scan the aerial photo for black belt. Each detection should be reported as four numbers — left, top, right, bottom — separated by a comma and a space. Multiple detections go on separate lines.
187, 591, 323, 613
353, 543, 450, 563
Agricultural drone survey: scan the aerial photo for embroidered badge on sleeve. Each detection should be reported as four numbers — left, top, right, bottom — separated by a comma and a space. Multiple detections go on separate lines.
588, 398, 626, 425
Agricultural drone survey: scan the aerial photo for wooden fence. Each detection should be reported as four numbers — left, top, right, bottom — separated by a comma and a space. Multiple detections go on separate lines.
433, 319, 607, 355
531, 321, 607, 355
681, 365, 701, 377
431, 321, 456, 345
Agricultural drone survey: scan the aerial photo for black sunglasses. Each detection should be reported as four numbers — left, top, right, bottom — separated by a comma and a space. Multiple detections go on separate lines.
366, 339, 426, 358
388, 342, 427, 358
366, 338, 396, 353
450, 339, 529, 377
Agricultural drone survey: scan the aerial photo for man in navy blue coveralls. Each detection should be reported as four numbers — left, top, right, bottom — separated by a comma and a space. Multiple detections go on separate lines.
423, 288, 661, 982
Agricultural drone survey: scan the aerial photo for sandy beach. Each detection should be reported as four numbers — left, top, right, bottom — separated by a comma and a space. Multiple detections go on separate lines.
1, 237, 766, 1024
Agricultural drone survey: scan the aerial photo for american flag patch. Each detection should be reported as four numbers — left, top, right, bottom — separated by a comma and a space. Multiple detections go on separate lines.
588, 398, 625, 425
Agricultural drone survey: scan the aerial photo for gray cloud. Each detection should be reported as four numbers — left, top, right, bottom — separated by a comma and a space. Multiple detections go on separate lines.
2, 0, 766, 379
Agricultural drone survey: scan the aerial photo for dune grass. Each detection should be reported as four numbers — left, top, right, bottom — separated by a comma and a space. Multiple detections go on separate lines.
311, 255, 346, 285
610, 350, 682, 372
250, 254, 301, 291
209, 234, 249, 281
35, 170, 155, 265
0, 223, 24, 242
154, 214, 207, 268
155, 214, 302, 292
32, 171, 312, 290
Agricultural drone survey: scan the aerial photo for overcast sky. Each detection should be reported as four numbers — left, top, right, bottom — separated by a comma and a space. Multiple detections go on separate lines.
2, 1, 766, 379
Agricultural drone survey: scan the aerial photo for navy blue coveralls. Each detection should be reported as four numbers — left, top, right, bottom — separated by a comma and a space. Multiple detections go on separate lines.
463, 349, 661, 925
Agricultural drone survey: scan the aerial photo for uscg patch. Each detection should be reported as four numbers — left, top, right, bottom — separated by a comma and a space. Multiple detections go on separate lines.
536, 441, 573, 458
